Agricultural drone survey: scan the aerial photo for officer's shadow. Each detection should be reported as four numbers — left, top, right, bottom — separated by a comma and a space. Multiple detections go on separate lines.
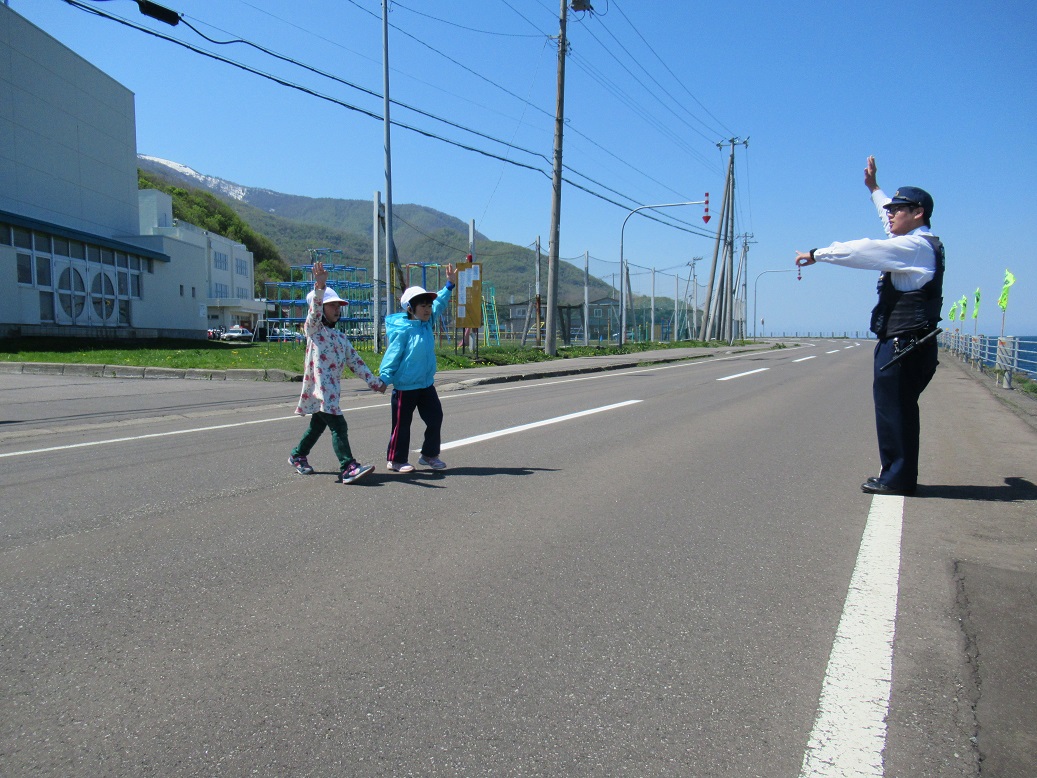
918, 476, 1037, 502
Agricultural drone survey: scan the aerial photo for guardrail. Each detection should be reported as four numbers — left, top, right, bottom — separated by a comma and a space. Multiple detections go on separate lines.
939, 331, 1037, 389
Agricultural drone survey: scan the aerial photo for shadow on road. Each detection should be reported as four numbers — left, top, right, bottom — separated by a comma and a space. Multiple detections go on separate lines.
918, 476, 1037, 502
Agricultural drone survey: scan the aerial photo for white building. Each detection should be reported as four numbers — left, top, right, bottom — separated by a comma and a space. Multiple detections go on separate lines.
0, 3, 261, 339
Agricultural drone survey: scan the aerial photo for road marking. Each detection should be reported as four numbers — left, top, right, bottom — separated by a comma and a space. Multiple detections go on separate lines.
794, 356, 817, 363
0, 415, 301, 458
716, 368, 769, 381
826, 350, 840, 354
799, 495, 905, 778
439, 400, 641, 451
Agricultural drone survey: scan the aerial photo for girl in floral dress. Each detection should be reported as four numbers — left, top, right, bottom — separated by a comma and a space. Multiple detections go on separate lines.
288, 261, 385, 483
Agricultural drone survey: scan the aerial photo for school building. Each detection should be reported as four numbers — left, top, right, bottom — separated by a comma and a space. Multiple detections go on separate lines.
0, 3, 262, 340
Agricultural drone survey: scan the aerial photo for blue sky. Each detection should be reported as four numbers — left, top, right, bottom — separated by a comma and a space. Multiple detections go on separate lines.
15, 0, 1035, 334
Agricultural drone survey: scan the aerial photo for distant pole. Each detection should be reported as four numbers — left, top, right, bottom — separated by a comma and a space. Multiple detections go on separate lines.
620, 201, 704, 345
544, 0, 568, 356
753, 268, 795, 341
583, 250, 590, 346
373, 191, 381, 351
650, 267, 656, 343
381, 0, 396, 316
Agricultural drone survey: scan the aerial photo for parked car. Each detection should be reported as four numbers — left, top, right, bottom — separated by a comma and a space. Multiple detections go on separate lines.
266, 327, 303, 342
220, 326, 253, 342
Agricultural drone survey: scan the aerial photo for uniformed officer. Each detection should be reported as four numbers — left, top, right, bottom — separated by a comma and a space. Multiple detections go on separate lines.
795, 156, 943, 496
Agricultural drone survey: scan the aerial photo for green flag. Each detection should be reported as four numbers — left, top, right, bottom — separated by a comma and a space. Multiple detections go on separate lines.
998, 269, 1015, 312
959, 294, 968, 321
949, 302, 959, 321
973, 287, 980, 319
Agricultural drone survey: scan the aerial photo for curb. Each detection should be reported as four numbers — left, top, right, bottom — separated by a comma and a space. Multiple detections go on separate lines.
0, 361, 302, 382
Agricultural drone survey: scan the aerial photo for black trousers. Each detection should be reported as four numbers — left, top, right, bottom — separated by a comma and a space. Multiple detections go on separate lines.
872, 337, 938, 490
386, 385, 443, 464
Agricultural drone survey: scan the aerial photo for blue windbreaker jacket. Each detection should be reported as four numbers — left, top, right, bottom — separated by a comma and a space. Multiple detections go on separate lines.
378, 285, 452, 390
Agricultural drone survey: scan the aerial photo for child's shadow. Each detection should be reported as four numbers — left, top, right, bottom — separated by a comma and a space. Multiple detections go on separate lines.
364, 465, 558, 489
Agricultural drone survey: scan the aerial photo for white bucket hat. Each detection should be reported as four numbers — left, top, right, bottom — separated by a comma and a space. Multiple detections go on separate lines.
400, 286, 436, 310
306, 287, 347, 306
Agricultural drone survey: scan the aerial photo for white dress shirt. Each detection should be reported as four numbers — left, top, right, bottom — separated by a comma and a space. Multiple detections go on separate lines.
812, 189, 937, 291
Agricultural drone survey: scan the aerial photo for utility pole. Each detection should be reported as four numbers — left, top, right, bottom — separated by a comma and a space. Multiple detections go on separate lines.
699, 138, 748, 341
381, 0, 396, 316
544, 0, 572, 356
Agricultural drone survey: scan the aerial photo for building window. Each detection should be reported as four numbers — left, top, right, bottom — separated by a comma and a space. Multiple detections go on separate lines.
36, 256, 52, 287
91, 272, 116, 320
17, 253, 33, 284
0, 223, 11, 245
33, 232, 51, 253
214, 251, 229, 270
13, 227, 31, 250
39, 291, 55, 322
235, 258, 249, 276
236, 286, 250, 299
214, 282, 229, 298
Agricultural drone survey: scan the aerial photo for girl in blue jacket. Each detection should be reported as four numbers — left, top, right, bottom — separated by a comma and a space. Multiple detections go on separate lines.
380, 263, 458, 472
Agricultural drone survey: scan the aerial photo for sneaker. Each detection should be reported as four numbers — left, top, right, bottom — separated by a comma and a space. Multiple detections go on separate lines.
289, 454, 314, 475
340, 460, 375, 484
387, 461, 415, 473
418, 455, 447, 470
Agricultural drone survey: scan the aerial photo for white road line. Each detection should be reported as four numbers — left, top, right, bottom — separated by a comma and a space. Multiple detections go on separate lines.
0, 415, 300, 459
794, 356, 817, 363
826, 350, 840, 354
716, 368, 769, 381
799, 495, 905, 778
439, 400, 641, 451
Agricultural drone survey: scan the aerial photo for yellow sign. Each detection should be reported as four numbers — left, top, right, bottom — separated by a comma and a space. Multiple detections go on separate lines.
454, 262, 483, 328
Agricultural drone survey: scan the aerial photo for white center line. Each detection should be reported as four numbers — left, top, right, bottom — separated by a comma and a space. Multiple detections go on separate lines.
439, 400, 641, 451
716, 368, 769, 381
826, 350, 840, 354
794, 356, 817, 363
799, 495, 905, 777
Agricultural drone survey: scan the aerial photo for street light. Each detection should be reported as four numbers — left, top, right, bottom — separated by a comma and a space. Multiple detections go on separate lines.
620, 201, 704, 345
752, 268, 795, 341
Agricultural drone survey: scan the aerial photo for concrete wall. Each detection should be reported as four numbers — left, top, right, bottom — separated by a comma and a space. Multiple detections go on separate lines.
0, 5, 139, 237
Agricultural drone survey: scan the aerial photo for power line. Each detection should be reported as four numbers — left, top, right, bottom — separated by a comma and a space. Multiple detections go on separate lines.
61, 0, 715, 240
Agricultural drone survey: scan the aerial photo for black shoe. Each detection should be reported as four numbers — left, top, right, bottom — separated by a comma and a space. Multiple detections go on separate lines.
866, 476, 881, 485
861, 481, 915, 496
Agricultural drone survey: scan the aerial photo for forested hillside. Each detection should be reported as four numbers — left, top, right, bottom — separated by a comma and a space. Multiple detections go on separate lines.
137, 164, 615, 304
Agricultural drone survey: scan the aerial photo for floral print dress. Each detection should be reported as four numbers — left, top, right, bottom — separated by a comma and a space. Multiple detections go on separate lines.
295, 290, 379, 416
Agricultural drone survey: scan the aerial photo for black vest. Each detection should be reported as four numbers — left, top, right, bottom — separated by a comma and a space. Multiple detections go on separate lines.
870, 234, 945, 338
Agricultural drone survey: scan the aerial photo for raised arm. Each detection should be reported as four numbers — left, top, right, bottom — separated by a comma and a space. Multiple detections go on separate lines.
864, 155, 879, 193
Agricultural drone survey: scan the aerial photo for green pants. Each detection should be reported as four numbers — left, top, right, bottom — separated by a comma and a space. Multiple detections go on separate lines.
293, 412, 354, 470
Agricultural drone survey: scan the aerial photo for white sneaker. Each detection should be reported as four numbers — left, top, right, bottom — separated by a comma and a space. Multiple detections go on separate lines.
418, 455, 447, 470
387, 461, 415, 473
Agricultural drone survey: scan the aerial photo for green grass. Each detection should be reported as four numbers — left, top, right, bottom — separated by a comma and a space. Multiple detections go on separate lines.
1015, 374, 1037, 398
0, 336, 735, 375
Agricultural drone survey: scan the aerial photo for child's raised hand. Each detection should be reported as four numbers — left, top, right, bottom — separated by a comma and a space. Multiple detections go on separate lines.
313, 261, 328, 289
445, 263, 458, 285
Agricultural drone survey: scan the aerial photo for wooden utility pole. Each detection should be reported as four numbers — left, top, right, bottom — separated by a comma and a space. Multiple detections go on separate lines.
545, 0, 569, 356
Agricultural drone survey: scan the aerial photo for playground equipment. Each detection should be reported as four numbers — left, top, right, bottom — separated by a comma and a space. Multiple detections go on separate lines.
263, 249, 375, 344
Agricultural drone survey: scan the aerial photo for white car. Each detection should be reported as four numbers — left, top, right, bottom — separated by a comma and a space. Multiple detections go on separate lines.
220, 327, 253, 342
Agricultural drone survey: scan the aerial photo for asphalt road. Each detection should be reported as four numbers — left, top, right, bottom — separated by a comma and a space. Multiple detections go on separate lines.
1, 343, 1034, 777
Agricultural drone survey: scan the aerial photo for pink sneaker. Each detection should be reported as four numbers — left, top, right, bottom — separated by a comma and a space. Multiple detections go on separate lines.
340, 461, 374, 484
